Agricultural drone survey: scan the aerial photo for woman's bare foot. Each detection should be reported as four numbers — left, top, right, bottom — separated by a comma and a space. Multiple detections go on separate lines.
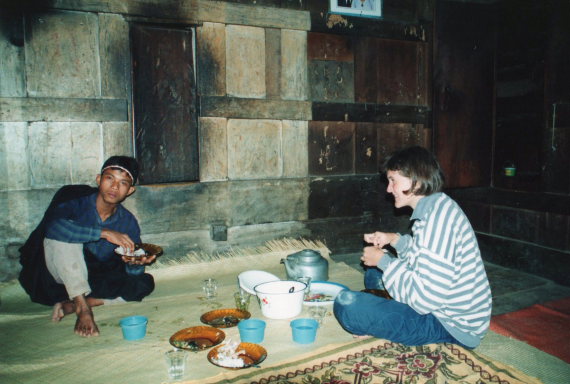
353, 334, 371, 339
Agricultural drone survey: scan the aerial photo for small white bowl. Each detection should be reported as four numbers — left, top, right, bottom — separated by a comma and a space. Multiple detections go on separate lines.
238, 270, 280, 295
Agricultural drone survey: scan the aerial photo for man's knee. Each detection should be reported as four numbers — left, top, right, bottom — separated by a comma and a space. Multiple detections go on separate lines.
122, 273, 155, 302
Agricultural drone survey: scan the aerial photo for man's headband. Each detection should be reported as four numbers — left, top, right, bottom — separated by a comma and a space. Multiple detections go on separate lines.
101, 165, 135, 184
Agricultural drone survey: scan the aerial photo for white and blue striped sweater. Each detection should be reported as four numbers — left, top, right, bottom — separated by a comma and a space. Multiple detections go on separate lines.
378, 192, 492, 348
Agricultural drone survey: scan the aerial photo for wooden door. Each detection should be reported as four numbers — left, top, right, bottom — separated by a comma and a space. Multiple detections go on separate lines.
131, 24, 198, 184
433, 1, 495, 188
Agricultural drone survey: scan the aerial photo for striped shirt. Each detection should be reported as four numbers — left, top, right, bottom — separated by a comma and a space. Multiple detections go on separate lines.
45, 192, 141, 265
378, 192, 492, 348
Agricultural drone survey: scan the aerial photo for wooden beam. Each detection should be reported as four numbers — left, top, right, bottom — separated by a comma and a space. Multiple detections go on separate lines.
41, 0, 311, 30
311, 12, 431, 42
312, 102, 430, 124
201, 96, 312, 120
0, 97, 127, 122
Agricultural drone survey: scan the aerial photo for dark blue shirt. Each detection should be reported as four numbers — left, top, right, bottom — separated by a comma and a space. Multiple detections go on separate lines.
45, 192, 142, 273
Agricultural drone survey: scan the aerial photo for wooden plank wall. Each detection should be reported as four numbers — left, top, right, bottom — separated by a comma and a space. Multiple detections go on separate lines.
0, 0, 436, 271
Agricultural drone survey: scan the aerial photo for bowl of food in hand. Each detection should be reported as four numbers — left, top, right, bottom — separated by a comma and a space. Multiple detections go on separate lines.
115, 243, 163, 262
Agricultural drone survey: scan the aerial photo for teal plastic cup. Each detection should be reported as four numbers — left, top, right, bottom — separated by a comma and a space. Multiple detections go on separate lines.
290, 318, 319, 344
119, 315, 148, 341
238, 319, 266, 343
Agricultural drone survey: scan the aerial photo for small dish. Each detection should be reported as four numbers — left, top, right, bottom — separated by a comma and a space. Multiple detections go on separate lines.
304, 281, 349, 306
207, 342, 267, 370
115, 243, 163, 262
200, 308, 251, 328
238, 270, 280, 295
169, 326, 225, 351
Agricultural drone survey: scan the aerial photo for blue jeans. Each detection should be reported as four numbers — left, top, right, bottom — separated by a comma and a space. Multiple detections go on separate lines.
334, 267, 463, 347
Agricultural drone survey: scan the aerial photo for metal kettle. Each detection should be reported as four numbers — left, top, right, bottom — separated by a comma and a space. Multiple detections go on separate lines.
280, 249, 329, 281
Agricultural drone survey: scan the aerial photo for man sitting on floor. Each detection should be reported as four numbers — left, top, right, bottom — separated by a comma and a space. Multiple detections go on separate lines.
19, 156, 155, 337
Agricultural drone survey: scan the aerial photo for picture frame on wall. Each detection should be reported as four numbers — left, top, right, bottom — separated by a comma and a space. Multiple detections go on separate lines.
331, 0, 382, 18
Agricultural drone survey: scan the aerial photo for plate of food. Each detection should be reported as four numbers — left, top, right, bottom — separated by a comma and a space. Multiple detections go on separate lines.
207, 340, 267, 369
304, 281, 349, 306
115, 243, 163, 262
169, 326, 225, 351
200, 308, 251, 328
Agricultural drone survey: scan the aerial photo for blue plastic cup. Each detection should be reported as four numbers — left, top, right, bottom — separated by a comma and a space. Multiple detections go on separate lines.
238, 319, 266, 343
119, 315, 148, 341
290, 318, 319, 344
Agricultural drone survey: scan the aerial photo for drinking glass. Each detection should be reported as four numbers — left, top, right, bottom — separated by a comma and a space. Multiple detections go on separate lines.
164, 350, 187, 380
309, 306, 328, 326
234, 291, 251, 311
296, 276, 312, 300
202, 278, 218, 299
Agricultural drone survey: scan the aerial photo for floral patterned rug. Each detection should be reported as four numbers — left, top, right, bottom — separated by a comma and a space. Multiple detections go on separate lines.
204, 338, 543, 384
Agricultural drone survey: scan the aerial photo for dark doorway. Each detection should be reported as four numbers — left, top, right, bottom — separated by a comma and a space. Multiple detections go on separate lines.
131, 24, 198, 184
433, 1, 495, 188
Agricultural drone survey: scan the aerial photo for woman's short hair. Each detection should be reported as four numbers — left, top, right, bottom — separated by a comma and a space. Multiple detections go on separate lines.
383, 146, 445, 196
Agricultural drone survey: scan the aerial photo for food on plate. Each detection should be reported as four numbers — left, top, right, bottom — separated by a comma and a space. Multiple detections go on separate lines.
211, 340, 247, 368
171, 337, 214, 351
305, 293, 334, 302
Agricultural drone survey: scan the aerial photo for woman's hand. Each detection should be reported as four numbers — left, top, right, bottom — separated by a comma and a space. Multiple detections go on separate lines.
364, 231, 399, 248
361, 246, 384, 267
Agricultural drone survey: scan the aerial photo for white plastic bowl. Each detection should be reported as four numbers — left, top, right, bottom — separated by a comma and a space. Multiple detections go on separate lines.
238, 270, 280, 295
254, 280, 306, 319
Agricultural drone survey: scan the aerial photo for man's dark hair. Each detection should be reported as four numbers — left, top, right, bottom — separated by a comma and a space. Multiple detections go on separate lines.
101, 156, 139, 185
383, 146, 444, 196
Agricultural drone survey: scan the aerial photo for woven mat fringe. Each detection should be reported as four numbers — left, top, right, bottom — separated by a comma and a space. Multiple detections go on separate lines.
148, 237, 330, 280
150, 237, 329, 269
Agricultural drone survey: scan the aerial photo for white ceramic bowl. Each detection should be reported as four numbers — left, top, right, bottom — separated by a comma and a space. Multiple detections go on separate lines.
254, 280, 306, 319
304, 281, 349, 306
238, 270, 280, 295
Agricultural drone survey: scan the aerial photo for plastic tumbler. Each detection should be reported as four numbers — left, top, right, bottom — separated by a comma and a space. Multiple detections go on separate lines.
119, 315, 148, 341
238, 319, 266, 343
290, 318, 319, 344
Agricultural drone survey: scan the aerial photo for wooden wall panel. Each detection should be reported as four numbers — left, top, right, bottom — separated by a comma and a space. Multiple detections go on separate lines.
377, 123, 425, 165
308, 121, 354, 175
309, 61, 354, 102
355, 38, 426, 105
265, 28, 281, 99
280, 29, 308, 100
0, 13, 25, 97
355, 122, 378, 174
226, 25, 265, 98
99, 14, 130, 98
197, 22, 226, 96
131, 25, 198, 184
42, 0, 311, 30
434, 1, 494, 188
201, 96, 311, 120
25, 11, 100, 98
307, 32, 353, 62
0, 97, 127, 122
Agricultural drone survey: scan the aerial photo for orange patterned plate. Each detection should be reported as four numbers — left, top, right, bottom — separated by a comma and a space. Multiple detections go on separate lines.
169, 325, 225, 351
200, 308, 251, 328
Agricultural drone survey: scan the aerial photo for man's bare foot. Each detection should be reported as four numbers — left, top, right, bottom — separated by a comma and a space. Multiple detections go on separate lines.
73, 295, 100, 337
51, 303, 64, 322
75, 307, 100, 337
51, 301, 75, 322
